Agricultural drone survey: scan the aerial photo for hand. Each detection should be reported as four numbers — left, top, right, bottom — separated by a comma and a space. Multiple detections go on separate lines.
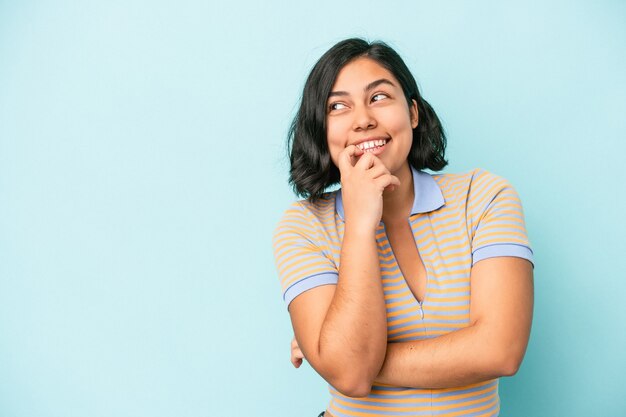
338, 145, 400, 232
291, 336, 305, 368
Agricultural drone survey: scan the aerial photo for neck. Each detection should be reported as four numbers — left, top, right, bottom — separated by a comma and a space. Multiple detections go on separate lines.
382, 163, 414, 225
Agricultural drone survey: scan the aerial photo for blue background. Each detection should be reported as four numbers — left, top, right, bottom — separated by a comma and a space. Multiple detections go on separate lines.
1, 1, 625, 416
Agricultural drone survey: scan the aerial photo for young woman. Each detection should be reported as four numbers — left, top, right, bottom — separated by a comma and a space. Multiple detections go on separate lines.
273, 38, 534, 417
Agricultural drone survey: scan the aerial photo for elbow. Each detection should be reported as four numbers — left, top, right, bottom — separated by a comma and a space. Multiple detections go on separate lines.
498, 356, 522, 376
314, 338, 386, 398
317, 344, 385, 398
325, 366, 376, 398
482, 326, 529, 378
314, 360, 375, 397
331, 376, 372, 398
494, 347, 526, 377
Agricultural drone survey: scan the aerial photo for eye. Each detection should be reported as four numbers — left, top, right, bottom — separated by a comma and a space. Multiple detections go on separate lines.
328, 102, 347, 112
371, 93, 389, 102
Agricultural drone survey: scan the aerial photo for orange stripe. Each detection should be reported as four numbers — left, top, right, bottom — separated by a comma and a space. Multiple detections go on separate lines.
389, 328, 461, 340
423, 313, 469, 321
275, 246, 326, 271
383, 297, 414, 309
434, 379, 495, 393
388, 320, 469, 336
426, 286, 470, 294
338, 383, 495, 404
386, 304, 421, 319
329, 391, 497, 413
280, 262, 337, 288
424, 304, 469, 312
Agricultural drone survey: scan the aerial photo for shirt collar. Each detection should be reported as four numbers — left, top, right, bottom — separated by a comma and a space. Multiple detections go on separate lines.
335, 165, 445, 220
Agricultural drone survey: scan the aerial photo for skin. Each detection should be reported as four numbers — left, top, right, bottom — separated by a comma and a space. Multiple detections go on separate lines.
288, 58, 534, 407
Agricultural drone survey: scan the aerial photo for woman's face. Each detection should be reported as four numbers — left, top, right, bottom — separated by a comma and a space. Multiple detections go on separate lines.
325, 57, 418, 176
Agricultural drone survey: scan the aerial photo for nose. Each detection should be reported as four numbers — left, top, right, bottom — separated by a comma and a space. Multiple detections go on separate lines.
352, 104, 377, 131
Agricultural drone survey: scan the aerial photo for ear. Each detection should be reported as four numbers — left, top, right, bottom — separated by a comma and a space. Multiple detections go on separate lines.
410, 99, 419, 128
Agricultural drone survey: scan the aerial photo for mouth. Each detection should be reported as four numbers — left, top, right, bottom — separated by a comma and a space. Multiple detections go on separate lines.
355, 138, 389, 153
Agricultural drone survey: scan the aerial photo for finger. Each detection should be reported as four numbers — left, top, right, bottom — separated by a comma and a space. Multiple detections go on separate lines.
374, 174, 401, 190
291, 337, 304, 357
291, 357, 303, 368
337, 145, 363, 171
292, 345, 304, 359
365, 163, 391, 179
291, 346, 304, 368
354, 152, 376, 170
350, 146, 364, 165
290, 347, 302, 367
368, 154, 385, 167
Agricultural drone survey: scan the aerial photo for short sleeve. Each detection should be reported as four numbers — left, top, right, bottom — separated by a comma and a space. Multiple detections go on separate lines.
468, 170, 534, 266
273, 202, 338, 307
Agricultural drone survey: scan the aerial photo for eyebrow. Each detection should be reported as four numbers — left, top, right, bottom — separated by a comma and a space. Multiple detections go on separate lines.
328, 78, 396, 98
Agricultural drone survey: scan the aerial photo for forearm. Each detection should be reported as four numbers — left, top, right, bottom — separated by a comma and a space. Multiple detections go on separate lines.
376, 259, 533, 389
376, 323, 515, 389
289, 149, 401, 396
316, 224, 387, 394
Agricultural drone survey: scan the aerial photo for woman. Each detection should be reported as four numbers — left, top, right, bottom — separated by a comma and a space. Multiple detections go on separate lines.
273, 38, 533, 417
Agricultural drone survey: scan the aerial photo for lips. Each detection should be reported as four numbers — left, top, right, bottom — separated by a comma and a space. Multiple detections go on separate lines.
355, 138, 389, 152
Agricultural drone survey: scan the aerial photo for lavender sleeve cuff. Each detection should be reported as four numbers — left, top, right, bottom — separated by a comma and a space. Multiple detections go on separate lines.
472, 243, 534, 266
283, 272, 339, 307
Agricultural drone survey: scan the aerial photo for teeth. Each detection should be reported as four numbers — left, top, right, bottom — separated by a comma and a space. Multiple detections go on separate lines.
356, 139, 387, 151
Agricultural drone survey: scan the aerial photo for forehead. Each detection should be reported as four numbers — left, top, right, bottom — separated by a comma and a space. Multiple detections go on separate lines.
332, 57, 398, 91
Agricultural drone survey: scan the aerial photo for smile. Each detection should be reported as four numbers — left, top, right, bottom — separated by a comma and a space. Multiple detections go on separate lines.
356, 139, 389, 152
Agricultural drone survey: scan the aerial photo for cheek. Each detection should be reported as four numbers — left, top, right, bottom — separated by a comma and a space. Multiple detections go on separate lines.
387, 110, 414, 135
384, 111, 414, 155
326, 119, 343, 143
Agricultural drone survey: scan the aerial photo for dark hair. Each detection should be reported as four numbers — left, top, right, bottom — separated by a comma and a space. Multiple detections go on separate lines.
288, 38, 447, 200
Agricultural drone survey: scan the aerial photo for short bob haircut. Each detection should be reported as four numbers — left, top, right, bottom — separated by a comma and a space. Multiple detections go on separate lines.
288, 38, 447, 201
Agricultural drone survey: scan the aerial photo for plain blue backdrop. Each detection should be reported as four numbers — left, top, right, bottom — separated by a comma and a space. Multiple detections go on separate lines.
1, 1, 625, 416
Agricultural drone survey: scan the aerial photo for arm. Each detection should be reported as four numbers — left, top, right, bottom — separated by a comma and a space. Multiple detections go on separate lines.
375, 256, 534, 389
288, 148, 399, 397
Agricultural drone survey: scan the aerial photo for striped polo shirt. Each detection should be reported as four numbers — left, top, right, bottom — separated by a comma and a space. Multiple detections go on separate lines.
273, 167, 533, 417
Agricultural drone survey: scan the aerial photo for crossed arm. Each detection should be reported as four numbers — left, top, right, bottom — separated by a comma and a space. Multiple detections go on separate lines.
376, 256, 533, 389
289, 256, 533, 394
286, 148, 533, 394
287, 148, 397, 398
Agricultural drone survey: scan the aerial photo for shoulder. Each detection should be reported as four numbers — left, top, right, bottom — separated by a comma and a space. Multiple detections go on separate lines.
276, 192, 338, 223
433, 168, 511, 188
433, 168, 517, 205
273, 192, 339, 241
